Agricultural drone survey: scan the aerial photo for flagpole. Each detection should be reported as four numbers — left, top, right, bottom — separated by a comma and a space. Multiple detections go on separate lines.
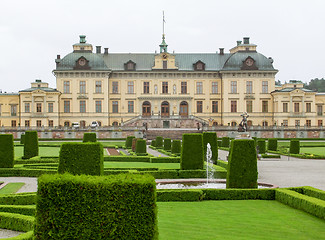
163, 10, 165, 35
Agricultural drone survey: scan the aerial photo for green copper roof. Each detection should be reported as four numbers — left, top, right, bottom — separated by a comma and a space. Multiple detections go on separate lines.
272, 88, 315, 93
19, 87, 59, 93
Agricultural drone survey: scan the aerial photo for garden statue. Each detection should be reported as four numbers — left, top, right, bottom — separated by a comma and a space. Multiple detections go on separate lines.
238, 112, 249, 132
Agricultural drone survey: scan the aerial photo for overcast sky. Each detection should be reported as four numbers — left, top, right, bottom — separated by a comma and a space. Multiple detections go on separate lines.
1, 0, 325, 92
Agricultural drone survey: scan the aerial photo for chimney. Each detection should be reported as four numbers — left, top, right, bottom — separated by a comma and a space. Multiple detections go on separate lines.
219, 48, 224, 55
57, 55, 60, 59
104, 48, 109, 54
236, 41, 242, 46
243, 37, 250, 44
96, 46, 101, 54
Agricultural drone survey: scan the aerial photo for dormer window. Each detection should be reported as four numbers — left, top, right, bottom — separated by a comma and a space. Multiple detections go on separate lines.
193, 61, 205, 71
241, 56, 258, 70
74, 57, 90, 70
124, 60, 136, 71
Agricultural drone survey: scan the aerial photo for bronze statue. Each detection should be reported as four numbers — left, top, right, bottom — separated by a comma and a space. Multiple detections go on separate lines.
238, 112, 249, 132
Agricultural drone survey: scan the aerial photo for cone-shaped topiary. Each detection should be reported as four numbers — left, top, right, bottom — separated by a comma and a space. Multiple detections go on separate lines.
0, 134, 14, 168
221, 137, 230, 148
83, 132, 97, 142
125, 136, 135, 149
136, 139, 147, 154
257, 139, 266, 154
226, 139, 258, 189
290, 139, 300, 154
203, 132, 218, 162
163, 138, 171, 151
171, 140, 181, 154
155, 136, 163, 148
268, 138, 278, 151
23, 131, 39, 159
180, 133, 204, 170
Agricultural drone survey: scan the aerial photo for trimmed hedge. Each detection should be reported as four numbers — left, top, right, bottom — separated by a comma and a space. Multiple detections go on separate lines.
0, 193, 36, 205
290, 139, 300, 154
0, 204, 35, 216
23, 131, 39, 159
221, 137, 230, 148
171, 140, 181, 154
150, 157, 180, 163
125, 136, 135, 149
151, 139, 156, 147
217, 140, 222, 147
267, 138, 278, 151
34, 173, 158, 239
155, 136, 163, 148
58, 142, 104, 176
0, 212, 34, 233
0, 134, 14, 168
136, 139, 147, 154
180, 134, 204, 170
83, 132, 97, 142
20, 134, 25, 144
163, 138, 171, 151
157, 189, 204, 202
257, 140, 266, 154
203, 132, 218, 162
226, 139, 258, 189
104, 156, 150, 162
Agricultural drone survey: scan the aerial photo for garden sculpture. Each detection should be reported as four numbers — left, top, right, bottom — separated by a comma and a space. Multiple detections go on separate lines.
238, 112, 249, 132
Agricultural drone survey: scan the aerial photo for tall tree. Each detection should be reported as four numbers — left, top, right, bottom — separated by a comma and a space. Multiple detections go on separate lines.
305, 78, 325, 92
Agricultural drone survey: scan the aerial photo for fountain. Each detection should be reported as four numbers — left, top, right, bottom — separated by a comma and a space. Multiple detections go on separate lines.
206, 143, 214, 185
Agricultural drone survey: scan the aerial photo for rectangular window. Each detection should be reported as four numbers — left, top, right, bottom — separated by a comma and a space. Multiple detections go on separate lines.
128, 81, 134, 94
80, 101, 86, 113
295, 120, 300, 126
306, 103, 311, 113
318, 120, 323, 126
25, 120, 30, 127
294, 103, 300, 113
11, 105, 17, 116
246, 101, 253, 113
196, 82, 203, 94
181, 82, 187, 94
11, 120, 16, 127
306, 120, 311, 127
162, 82, 168, 94
317, 105, 323, 116
283, 120, 288, 127
212, 101, 218, 113
79, 81, 86, 94
95, 101, 102, 113
262, 81, 268, 93
64, 101, 70, 113
25, 103, 30, 113
163, 61, 167, 69
231, 101, 237, 113
63, 81, 70, 93
48, 120, 53, 127
36, 120, 42, 127
112, 81, 118, 94
36, 103, 42, 113
212, 82, 218, 94
128, 101, 134, 113
262, 101, 268, 113
48, 103, 53, 113
231, 81, 237, 93
112, 101, 118, 113
197, 101, 203, 113
283, 103, 288, 113
95, 81, 102, 93
246, 81, 253, 94
143, 82, 149, 94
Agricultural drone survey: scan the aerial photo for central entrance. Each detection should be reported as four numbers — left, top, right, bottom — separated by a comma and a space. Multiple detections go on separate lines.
180, 101, 188, 117
142, 101, 151, 117
161, 101, 170, 117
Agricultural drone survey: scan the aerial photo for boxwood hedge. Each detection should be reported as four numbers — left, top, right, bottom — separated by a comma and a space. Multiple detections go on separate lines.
221, 137, 230, 148
136, 139, 147, 154
0, 134, 14, 168
257, 139, 266, 154
125, 136, 135, 149
267, 138, 278, 151
20, 134, 25, 144
151, 139, 156, 147
82, 132, 97, 142
155, 136, 163, 148
171, 140, 181, 154
180, 134, 204, 170
23, 131, 39, 159
290, 139, 300, 154
163, 138, 171, 151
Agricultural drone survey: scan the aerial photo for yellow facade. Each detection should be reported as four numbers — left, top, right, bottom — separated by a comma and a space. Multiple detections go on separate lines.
0, 93, 19, 127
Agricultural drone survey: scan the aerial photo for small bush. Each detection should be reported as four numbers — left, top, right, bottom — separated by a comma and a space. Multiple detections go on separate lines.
171, 140, 181, 154
151, 140, 156, 147
125, 136, 135, 149
290, 139, 300, 154
226, 139, 258, 189
155, 136, 163, 148
20, 134, 25, 144
268, 138, 278, 151
0, 134, 14, 168
221, 137, 230, 148
217, 140, 222, 147
180, 134, 204, 170
257, 139, 266, 154
136, 139, 147, 154
83, 132, 97, 142
58, 142, 104, 176
203, 132, 218, 162
23, 131, 39, 159
163, 138, 171, 151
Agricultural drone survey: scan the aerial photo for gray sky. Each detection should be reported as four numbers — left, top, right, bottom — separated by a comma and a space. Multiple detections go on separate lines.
1, 0, 325, 92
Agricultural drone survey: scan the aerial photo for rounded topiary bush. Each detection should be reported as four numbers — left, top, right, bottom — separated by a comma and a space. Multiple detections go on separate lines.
268, 138, 278, 151
180, 133, 204, 170
257, 140, 266, 154
23, 131, 39, 159
163, 138, 171, 151
83, 133, 97, 142
0, 134, 14, 168
126, 136, 135, 149
290, 139, 300, 154
171, 140, 181, 154
136, 139, 147, 154
203, 132, 218, 162
155, 136, 163, 149
132, 138, 138, 152
221, 137, 230, 148
151, 140, 156, 147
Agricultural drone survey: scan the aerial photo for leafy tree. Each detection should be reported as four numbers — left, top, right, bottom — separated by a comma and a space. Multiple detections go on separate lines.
305, 78, 325, 92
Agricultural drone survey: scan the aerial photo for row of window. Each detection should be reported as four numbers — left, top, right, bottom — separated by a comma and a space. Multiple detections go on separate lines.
282, 102, 323, 114
231, 81, 268, 94
282, 120, 323, 127
229, 100, 269, 113
64, 81, 103, 94
24, 103, 54, 113
0, 105, 18, 116
8, 120, 54, 127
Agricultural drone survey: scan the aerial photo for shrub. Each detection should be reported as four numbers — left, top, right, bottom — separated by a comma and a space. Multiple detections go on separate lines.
0, 212, 34, 233
157, 189, 204, 202
203, 188, 275, 200
268, 138, 278, 151
23, 131, 39, 159
226, 139, 258, 189
221, 137, 230, 148
58, 143, 104, 176
171, 140, 181, 154
180, 134, 204, 170
136, 139, 147, 154
131, 138, 138, 152
34, 173, 158, 239
203, 132, 218, 162
104, 156, 150, 162
150, 157, 180, 163
163, 138, 171, 151
257, 139, 266, 154
155, 136, 163, 148
290, 139, 300, 154
125, 136, 135, 149
20, 134, 25, 144
0, 134, 14, 168
151, 139, 156, 147
217, 140, 222, 147
82, 132, 97, 142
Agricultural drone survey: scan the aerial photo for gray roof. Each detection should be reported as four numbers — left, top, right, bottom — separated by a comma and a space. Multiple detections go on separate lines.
272, 88, 315, 93
19, 87, 60, 93
103, 53, 154, 71
0, 93, 18, 95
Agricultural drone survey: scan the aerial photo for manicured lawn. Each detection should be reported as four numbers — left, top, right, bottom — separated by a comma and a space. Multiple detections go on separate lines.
278, 141, 325, 147
0, 183, 25, 194
300, 147, 325, 155
158, 200, 325, 240
14, 146, 61, 157
104, 162, 179, 169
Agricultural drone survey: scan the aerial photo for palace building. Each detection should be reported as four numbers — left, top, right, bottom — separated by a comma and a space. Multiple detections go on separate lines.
1, 35, 325, 128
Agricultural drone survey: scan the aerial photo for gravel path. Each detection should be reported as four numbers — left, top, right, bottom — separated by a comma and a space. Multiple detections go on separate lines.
146, 146, 169, 157
0, 229, 24, 239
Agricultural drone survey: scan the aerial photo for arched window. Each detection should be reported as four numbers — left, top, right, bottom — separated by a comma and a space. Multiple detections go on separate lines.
179, 101, 188, 117
213, 122, 218, 126
262, 121, 268, 127
112, 121, 119, 126
231, 121, 237, 127
97, 121, 102, 127
247, 120, 253, 126
142, 101, 151, 117
80, 120, 86, 128
64, 121, 70, 127
161, 101, 170, 117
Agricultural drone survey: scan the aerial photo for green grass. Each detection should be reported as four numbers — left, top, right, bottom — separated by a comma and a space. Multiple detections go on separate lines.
158, 200, 325, 240
0, 183, 25, 194
300, 147, 325, 155
104, 162, 179, 169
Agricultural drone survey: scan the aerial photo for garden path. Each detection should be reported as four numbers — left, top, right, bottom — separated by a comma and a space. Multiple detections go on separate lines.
146, 146, 169, 157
